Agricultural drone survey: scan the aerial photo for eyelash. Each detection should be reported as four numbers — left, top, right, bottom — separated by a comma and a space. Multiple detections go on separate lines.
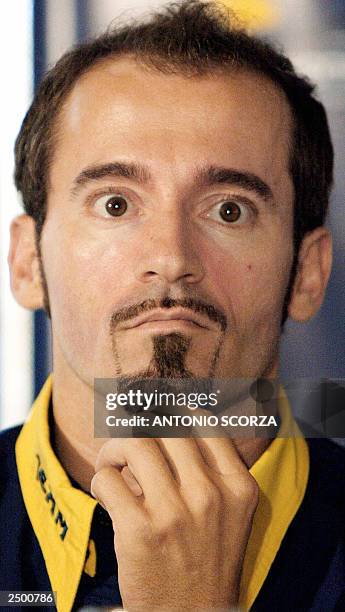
86, 187, 257, 225
86, 188, 135, 218
86, 187, 130, 206
206, 196, 256, 225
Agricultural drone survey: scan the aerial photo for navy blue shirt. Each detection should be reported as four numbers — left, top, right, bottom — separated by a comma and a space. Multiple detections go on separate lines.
1, 425, 345, 610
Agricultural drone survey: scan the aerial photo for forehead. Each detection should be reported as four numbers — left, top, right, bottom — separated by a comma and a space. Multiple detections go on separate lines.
52, 56, 293, 196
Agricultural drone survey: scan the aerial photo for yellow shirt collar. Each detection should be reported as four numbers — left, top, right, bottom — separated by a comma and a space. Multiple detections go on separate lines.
240, 389, 309, 609
16, 375, 309, 612
15, 376, 97, 612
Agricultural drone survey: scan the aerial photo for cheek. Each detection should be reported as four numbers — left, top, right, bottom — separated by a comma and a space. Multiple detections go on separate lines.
40, 223, 137, 354
205, 240, 292, 329
43, 222, 131, 296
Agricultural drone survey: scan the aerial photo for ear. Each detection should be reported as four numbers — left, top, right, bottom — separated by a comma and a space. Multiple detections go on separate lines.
288, 227, 332, 322
8, 214, 45, 310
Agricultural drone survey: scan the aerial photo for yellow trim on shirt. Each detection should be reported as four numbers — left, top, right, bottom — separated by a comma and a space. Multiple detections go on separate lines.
241, 389, 309, 610
84, 539, 97, 578
15, 376, 97, 612
15, 376, 309, 612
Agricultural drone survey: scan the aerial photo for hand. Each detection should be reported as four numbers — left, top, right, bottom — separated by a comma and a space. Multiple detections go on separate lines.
91, 437, 259, 611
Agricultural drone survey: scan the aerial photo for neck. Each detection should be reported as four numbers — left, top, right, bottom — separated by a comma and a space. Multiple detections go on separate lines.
51, 362, 278, 492
53, 417, 272, 492
52, 406, 274, 494
51, 362, 106, 492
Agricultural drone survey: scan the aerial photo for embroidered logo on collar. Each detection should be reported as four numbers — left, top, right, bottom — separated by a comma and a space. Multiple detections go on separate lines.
36, 453, 68, 540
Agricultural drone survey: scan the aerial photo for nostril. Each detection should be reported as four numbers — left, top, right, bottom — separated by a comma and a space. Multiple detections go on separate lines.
136, 249, 205, 285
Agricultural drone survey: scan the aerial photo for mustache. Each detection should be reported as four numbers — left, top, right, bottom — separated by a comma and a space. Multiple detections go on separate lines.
110, 296, 227, 332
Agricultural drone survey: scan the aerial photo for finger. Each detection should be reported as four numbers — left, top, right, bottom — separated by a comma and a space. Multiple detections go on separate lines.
157, 405, 248, 481
193, 438, 259, 513
91, 465, 144, 532
156, 437, 227, 514
156, 404, 230, 484
180, 405, 241, 472
156, 437, 210, 486
95, 438, 179, 509
121, 465, 143, 497
194, 437, 249, 479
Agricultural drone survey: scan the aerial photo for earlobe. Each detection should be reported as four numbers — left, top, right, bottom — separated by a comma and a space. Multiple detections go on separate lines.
8, 214, 45, 310
288, 227, 333, 322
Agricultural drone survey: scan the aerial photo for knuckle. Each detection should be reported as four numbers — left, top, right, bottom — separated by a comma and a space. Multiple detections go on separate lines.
204, 481, 222, 508
132, 515, 153, 542
233, 474, 259, 508
125, 437, 145, 450
155, 511, 185, 540
125, 437, 160, 462
90, 465, 115, 505
117, 437, 141, 456
95, 439, 123, 470
194, 480, 223, 515
91, 465, 111, 491
127, 437, 155, 451
90, 474, 99, 499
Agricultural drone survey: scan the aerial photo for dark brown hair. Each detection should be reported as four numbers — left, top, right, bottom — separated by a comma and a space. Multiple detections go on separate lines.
14, 0, 333, 252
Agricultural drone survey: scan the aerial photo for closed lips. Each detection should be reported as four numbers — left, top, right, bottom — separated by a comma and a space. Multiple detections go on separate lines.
121, 309, 214, 330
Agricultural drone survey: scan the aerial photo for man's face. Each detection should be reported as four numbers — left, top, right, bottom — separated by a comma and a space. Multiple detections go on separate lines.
40, 58, 294, 386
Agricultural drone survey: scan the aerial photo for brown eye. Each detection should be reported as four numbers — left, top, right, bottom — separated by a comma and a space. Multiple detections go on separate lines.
219, 201, 241, 223
105, 196, 128, 217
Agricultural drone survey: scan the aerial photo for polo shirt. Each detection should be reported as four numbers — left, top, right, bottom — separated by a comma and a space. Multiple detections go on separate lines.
3, 375, 311, 611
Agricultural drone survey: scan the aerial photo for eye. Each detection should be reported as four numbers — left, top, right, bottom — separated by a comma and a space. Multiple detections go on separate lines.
207, 198, 252, 225
219, 200, 241, 223
93, 193, 130, 218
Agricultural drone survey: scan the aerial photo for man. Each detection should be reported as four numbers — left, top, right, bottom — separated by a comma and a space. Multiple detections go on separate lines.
1, 1, 344, 610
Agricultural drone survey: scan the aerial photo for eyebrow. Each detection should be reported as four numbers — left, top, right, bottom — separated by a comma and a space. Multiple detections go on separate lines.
71, 161, 273, 203
71, 162, 151, 195
195, 166, 273, 202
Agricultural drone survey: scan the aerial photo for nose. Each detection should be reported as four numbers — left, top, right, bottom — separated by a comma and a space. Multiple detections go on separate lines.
135, 209, 205, 286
